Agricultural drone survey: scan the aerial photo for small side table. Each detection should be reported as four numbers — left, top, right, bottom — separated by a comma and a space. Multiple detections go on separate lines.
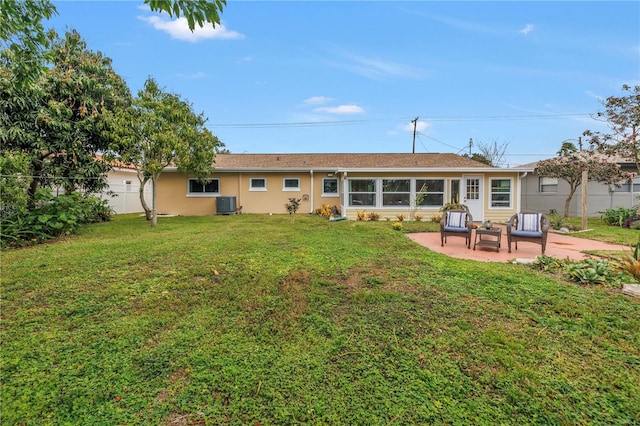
474, 227, 502, 252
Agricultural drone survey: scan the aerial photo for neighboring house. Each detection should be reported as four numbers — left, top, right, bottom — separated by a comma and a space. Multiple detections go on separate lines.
521, 157, 639, 217
155, 153, 533, 222
100, 158, 152, 215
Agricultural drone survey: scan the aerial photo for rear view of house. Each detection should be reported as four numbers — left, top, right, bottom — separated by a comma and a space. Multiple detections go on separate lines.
156, 153, 532, 222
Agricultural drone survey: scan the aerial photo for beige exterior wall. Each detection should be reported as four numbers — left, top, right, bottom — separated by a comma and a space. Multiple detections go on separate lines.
156, 171, 342, 216
156, 170, 522, 221
480, 172, 521, 223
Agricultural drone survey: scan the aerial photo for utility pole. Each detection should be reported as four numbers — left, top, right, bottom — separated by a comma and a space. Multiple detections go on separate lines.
468, 138, 473, 156
411, 117, 418, 154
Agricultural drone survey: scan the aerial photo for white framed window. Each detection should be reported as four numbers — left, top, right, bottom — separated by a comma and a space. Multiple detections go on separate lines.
322, 178, 338, 196
283, 178, 300, 191
490, 178, 512, 208
416, 179, 445, 207
250, 178, 267, 191
348, 179, 376, 207
382, 179, 410, 206
187, 178, 219, 197
539, 177, 558, 193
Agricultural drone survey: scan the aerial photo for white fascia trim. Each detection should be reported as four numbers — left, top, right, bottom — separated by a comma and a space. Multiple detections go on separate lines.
335, 167, 533, 173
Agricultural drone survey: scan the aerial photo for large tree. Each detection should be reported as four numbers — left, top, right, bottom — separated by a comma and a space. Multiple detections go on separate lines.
534, 144, 635, 217
585, 84, 640, 213
0, 30, 131, 208
117, 77, 222, 227
1, 0, 226, 86
0, 0, 57, 86
587, 85, 640, 172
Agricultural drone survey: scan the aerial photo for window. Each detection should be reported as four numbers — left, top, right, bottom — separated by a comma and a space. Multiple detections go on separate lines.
449, 179, 460, 204
539, 177, 558, 193
348, 179, 376, 207
490, 179, 511, 208
283, 178, 300, 191
250, 178, 267, 191
612, 180, 640, 192
322, 178, 338, 196
383, 179, 410, 206
188, 178, 219, 196
416, 179, 445, 207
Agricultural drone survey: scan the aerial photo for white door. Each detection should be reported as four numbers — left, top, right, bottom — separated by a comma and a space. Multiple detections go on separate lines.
463, 175, 483, 221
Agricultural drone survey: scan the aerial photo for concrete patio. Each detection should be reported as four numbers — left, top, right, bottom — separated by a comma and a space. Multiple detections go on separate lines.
407, 225, 630, 263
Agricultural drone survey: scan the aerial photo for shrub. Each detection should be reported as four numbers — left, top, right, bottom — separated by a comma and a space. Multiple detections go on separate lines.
440, 202, 468, 213
431, 214, 442, 223
532, 255, 567, 273
612, 237, 640, 283
367, 212, 380, 221
600, 207, 637, 227
548, 210, 567, 230
414, 215, 423, 222
315, 204, 339, 219
396, 213, 405, 222
356, 210, 367, 221
0, 191, 113, 248
566, 259, 618, 286
392, 221, 403, 231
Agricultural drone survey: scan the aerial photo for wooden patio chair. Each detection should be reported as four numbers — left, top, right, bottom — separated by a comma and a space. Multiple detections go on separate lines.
506, 212, 549, 254
440, 210, 473, 249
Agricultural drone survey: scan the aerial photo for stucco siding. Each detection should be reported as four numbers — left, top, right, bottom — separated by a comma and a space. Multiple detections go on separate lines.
522, 173, 640, 217
153, 154, 527, 218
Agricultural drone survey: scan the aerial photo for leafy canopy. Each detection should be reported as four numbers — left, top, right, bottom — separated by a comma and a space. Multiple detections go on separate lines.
587, 84, 640, 173
535, 146, 635, 217
117, 77, 222, 226
1, 30, 132, 207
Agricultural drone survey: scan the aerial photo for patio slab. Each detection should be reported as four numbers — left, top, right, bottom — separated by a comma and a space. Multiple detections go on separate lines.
407, 226, 630, 263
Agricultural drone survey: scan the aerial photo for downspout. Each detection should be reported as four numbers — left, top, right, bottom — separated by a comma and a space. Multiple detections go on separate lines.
518, 172, 528, 212
342, 171, 348, 218
309, 170, 314, 214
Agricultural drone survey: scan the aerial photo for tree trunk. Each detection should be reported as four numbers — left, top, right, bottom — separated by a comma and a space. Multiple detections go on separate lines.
564, 185, 578, 218
151, 174, 158, 228
138, 175, 152, 220
27, 157, 43, 209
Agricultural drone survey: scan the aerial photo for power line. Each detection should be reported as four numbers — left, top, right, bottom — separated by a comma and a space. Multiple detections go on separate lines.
209, 112, 593, 129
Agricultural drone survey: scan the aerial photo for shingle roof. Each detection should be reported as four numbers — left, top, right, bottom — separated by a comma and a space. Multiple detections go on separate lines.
213, 153, 493, 170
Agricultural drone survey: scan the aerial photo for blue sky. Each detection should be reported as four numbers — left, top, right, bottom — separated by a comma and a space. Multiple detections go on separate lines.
48, 1, 639, 166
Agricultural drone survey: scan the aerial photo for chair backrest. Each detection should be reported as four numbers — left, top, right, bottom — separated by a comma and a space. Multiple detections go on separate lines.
516, 213, 541, 232
447, 211, 467, 228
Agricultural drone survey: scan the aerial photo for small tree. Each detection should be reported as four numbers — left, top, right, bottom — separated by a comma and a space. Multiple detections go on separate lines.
535, 147, 635, 217
585, 84, 640, 213
285, 198, 301, 223
410, 182, 428, 220
476, 139, 511, 167
117, 77, 222, 227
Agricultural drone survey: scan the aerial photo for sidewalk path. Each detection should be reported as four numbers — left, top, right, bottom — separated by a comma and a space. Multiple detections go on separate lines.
407, 226, 629, 263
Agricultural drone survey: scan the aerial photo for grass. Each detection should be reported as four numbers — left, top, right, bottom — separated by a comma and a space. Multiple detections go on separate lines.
2, 214, 639, 425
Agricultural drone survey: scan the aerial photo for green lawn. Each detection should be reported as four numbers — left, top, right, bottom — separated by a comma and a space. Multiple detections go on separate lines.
2, 214, 639, 425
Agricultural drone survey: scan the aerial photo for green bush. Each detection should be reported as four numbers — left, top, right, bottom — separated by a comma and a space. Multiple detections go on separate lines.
600, 207, 637, 227
0, 190, 112, 248
566, 259, 618, 287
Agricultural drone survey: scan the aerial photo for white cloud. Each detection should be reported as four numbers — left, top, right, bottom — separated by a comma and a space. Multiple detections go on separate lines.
401, 120, 431, 133
325, 45, 428, 81
313, 104, 365, 114
176, 71, 208, 79
519, 24, 535, 35
303, 96, 334, 105
139, 16, 245, 42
